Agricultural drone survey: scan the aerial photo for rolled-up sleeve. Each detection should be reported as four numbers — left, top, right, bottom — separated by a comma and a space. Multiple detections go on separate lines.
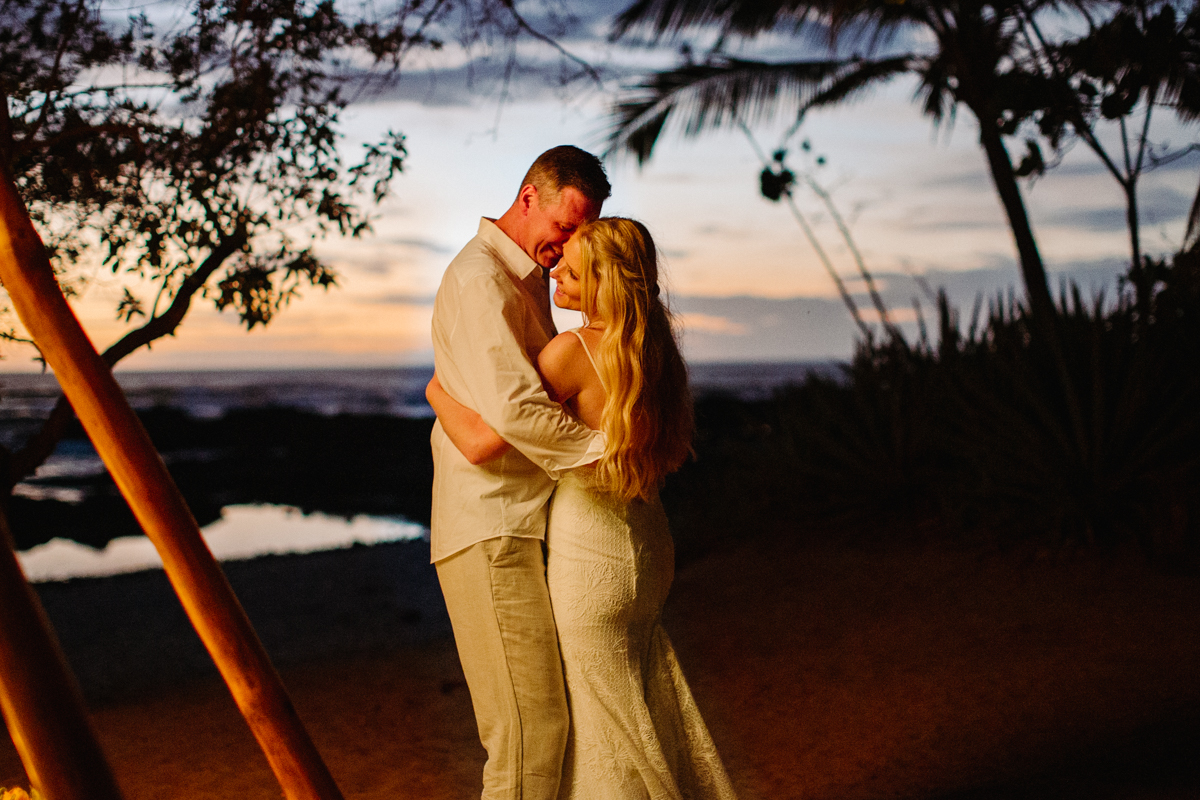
435, 270, 603, 479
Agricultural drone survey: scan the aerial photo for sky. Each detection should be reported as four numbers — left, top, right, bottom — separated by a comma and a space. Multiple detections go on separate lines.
2, 1, 1197, 373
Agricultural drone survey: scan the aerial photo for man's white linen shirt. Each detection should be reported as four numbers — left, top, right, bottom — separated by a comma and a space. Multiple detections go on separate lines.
429, 218, 604, 563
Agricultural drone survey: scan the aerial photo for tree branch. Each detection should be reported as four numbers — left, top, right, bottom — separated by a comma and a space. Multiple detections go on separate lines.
782, 189, 872, 341
15, 122, 147, 157
1133, 82, 1157, 178
498, 0, 602, 85
27, 0, 90, 143
4, 231, 246, 490
1072, 116, 1127, 184
103, 234, 246, 364
0, 86, 14, 170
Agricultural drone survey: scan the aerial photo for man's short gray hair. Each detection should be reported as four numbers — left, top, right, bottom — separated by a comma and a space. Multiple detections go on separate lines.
519, 145, 612, 207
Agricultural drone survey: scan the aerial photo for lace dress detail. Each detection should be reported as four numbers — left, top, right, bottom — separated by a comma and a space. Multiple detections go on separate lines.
546, 330, 738, 800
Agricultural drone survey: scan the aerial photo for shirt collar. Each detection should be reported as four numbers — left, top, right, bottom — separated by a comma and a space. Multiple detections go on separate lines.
478, 217, 541, 280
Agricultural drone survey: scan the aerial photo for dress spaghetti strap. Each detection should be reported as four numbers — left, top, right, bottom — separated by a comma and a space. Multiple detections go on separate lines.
570, 328, 608, 393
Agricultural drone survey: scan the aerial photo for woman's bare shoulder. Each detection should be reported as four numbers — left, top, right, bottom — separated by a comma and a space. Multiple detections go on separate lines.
538, 330, 587, 401
541, 329, 586, 364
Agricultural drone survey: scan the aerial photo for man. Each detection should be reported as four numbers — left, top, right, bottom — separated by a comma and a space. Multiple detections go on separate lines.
428, 145, 611, 800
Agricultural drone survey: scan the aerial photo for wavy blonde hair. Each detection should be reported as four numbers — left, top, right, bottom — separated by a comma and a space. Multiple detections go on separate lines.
576, 218, 693, 500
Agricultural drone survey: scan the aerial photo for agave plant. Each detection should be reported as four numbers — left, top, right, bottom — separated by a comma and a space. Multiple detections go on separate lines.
773, 252, 1200, 555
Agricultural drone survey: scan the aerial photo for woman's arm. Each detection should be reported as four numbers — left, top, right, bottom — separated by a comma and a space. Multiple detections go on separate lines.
426, 373, 511, 465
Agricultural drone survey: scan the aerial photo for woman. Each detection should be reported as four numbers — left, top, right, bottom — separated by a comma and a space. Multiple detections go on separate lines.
427, 218, 738, 800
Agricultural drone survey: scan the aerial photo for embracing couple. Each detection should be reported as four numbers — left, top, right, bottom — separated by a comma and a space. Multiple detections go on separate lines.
425, 145, 737, 800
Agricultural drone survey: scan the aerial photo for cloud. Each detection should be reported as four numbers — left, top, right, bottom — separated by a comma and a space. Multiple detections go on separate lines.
359, 64, 548, 108
385, 236, 455, 254
692, 223, 758, 239
878, 259, 1136, 328
1044, 184, 1191, 230
354, 4, 650, 110
1041, 160, 1111, 179
664, 257, 1139, 361
352, 0, 888, 115
349, 260, 395, 276
674, 295, 864, 361
916, 142, 1198, 193
859, 307, 920, 324
364, 293, 436, 306
1053, 144, 1200, 178
1042, 206, 1129, 231
902, 216, 1006, 232
1139, 184, 1195, 225
678, 313, 749, 336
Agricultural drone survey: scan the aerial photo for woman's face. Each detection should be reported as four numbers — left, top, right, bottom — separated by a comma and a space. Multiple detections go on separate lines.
550, 234, 584, 311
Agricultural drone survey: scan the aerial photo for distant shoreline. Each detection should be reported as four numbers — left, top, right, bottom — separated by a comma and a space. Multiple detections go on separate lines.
0, 360, 843, 420
0, 358, 843, 377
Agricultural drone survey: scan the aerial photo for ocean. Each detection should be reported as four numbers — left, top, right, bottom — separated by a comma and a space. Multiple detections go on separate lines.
1, 363, 836, 581
0, 362, 837, 422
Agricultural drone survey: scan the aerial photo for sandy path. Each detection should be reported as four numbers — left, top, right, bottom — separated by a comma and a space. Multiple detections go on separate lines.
665, 536, 1200, 800
2, 535, 1198, 799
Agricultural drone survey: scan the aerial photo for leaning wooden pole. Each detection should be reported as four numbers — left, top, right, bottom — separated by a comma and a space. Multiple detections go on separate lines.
0, 511, 126, 800
0, 172, 344, 799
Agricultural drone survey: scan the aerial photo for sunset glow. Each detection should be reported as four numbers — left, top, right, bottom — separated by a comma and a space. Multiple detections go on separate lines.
2, 65, 1194, 372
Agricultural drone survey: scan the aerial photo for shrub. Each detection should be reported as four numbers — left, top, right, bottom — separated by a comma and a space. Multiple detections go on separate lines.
771, 251, 1200, 558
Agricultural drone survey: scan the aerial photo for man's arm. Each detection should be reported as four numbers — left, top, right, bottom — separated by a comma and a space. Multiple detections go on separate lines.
434, 269, 601, 478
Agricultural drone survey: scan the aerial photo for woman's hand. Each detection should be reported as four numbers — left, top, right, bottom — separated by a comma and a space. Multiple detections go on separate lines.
425, 373, 443, 406
426, 371, 511, 465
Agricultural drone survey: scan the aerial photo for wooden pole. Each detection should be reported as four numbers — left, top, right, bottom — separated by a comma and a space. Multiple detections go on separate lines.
0, 512, 125, 800
0, 171, 344, 799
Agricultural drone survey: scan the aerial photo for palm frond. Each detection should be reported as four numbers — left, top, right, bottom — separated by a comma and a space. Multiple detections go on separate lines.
605, 56, 870, 162
1160, 5, 1200, 122
1183, 176, 1200, 252
801, 55, 914, 112
914, 53, 954, 125
613, 0, 818, 42
613, 0, 730, 40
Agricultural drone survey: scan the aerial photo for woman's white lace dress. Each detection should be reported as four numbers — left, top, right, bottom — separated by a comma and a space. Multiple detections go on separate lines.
546, 465, 738, 800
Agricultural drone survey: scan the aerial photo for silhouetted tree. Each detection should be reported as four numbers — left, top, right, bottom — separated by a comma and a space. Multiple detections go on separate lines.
0, 0, 419, 493
1021, 0, 1200, 277
0, 0, 585, 495
604, 0, 1077, 338
602, 0, 1200, 554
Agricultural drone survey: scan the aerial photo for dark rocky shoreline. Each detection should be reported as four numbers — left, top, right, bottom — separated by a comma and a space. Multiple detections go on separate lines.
8, 408, 437, 551
5, 396, 786, 564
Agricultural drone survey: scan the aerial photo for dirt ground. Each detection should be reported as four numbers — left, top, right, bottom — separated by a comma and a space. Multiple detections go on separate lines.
2, 532, 1199, 799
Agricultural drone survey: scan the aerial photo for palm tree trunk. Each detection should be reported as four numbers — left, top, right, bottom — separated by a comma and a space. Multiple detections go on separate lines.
975, 114, 1089, 461
975, 118, 1056, 328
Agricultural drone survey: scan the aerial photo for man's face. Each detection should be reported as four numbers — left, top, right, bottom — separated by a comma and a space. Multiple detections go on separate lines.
521, 185, 600, 269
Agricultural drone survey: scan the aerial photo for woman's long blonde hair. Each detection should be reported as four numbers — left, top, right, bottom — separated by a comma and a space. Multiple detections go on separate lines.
576, 218, 693, 501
